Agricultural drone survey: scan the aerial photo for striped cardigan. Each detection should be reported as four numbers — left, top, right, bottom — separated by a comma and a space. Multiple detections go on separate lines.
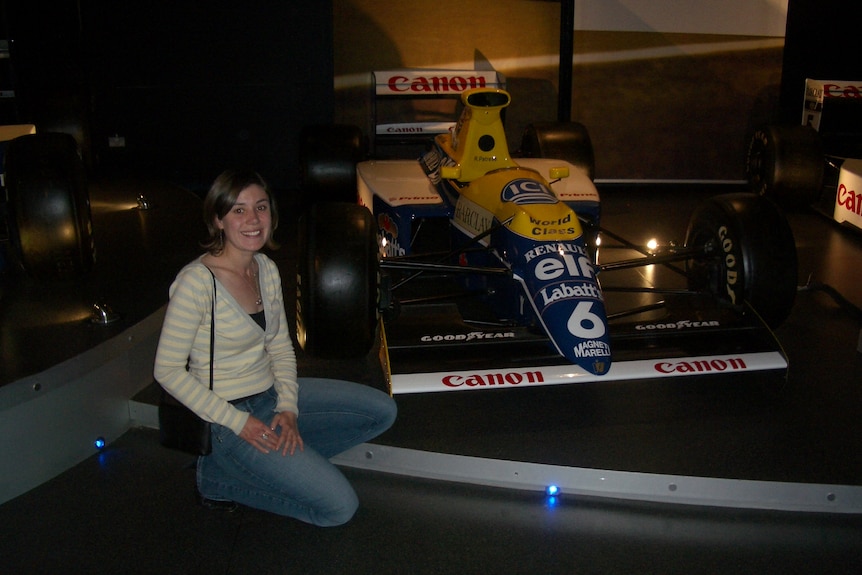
153, 253, 298, 435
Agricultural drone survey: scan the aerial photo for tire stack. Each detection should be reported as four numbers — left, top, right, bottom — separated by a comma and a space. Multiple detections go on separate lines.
3, 132, 94, 280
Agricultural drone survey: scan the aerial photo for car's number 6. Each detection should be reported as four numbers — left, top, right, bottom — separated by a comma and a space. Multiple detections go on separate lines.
566, 301, 606, 339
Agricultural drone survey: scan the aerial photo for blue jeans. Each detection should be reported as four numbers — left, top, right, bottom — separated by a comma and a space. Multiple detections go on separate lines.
197, 378, 397, 526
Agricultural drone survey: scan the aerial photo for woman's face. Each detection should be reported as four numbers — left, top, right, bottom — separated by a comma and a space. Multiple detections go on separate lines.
216, 184, 272, 256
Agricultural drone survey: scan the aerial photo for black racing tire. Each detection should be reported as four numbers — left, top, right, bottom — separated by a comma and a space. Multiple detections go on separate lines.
519, 121, 595, 180
4, 132, 95, 280
296, 202, 378, 358
746, 124, 824, 208
685, 193, 797, 329
299, 124, 366, 205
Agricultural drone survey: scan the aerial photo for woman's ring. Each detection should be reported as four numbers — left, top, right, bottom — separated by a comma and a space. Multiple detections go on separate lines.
261, 432, 269, 440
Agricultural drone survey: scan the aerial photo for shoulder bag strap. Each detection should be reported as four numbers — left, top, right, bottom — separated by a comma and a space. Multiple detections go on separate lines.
207, 268, 216, 391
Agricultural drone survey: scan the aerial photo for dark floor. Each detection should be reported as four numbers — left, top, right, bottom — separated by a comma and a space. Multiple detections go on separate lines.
3, 427, 861, 575
2, 183, 862, 574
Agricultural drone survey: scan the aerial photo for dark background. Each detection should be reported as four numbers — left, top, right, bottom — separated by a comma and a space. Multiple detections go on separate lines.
0, 0, 334, 193
0, 0, 860, 192
779, 0, 861, 125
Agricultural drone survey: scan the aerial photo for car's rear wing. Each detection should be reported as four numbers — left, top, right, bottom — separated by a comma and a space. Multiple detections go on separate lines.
371, 69, 505, 153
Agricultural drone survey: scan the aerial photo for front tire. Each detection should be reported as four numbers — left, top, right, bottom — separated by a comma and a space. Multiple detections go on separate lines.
685, 193, 797, 328
296, 202, 378, 358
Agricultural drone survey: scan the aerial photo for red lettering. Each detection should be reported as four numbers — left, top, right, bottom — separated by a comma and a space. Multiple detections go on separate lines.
411, 77, 432, 92
485, 373, 507, 385
442, 370, 544, 387
654, 358, 747, 374
838, 184, 862, 215
385, 75, 488, 94
449, 76, 467, 91
823, 83, 862, 98
388, 75, 409, 92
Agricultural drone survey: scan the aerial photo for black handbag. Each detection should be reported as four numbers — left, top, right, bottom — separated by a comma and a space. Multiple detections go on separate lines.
158, 269, 216, 455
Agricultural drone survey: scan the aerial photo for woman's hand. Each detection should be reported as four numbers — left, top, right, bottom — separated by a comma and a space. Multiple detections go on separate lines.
239, 411, 303, 455
239, 415, 282, 454
269, 411, 304, 456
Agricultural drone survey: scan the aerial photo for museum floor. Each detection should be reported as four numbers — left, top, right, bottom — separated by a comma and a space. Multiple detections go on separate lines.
1, 181, 861, 574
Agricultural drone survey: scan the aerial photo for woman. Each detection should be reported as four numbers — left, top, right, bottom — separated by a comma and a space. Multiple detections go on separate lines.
153, 169, 397, 526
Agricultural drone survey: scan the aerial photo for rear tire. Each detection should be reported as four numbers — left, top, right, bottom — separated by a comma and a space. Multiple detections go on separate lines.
296, 202, 378, 358
746, 124, 823, 208
4, 132, 94, 280
299, 124, 366, 205
519, 121, 595, 180
685, 193, 797, 328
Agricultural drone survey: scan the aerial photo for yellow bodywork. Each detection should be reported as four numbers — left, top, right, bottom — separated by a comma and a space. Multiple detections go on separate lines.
436, 89, 516, 182
438, 88, 582, 242
458, 167, 583, 241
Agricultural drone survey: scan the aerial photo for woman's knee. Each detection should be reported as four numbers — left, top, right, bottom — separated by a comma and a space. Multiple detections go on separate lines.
312, 486, 359, 527
361, 384, 397, 428
375, 393, 398, 429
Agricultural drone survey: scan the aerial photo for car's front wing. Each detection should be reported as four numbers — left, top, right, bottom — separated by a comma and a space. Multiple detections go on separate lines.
389, 351, 787, 394
381, 298, 789, 395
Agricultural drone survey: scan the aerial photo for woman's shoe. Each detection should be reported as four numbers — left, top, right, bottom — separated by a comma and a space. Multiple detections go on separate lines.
197, 490, 238, 512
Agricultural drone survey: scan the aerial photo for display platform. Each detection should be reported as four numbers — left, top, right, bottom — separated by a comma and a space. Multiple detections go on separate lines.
3, 180, 862, 516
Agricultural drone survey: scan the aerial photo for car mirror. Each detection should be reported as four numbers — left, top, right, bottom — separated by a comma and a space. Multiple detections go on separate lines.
441, 166, 462, 180
549, 167, 570, 180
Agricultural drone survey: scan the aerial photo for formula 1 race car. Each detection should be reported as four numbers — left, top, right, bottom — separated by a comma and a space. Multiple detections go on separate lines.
747, 79, 862, 232
297, 73, 796, 395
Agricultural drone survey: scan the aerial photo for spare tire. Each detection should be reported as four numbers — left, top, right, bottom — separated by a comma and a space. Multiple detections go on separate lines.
685, 193, 797, 328
4, 132, 94, 280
